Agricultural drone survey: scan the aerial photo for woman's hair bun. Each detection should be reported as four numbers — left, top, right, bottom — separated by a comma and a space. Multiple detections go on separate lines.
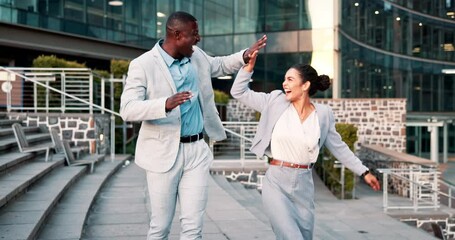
317, 75, 331, 91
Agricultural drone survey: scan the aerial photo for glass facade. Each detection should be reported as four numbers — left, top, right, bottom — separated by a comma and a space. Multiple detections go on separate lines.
2, 0, 454, 156
340, 0, 455, 156
340, 0, 455, 111
0, 0, 156, 48
0, 0, 334, 97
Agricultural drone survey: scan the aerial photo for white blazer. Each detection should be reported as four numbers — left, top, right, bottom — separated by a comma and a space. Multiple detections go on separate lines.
231, 68, 368, 176
120, 45, 245, 172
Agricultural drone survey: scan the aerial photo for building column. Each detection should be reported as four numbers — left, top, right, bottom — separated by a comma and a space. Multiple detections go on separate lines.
428, 125, 439, 163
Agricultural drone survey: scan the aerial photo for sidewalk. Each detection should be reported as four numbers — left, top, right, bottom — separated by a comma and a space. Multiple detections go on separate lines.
82, 162, 441, 240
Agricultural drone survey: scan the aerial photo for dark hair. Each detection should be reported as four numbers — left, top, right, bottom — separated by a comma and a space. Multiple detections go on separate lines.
166, 11, 197, 30
290, 64, 331, 96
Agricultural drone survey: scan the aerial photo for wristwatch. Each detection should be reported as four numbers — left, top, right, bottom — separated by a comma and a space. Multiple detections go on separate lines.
360, 170, 370, 179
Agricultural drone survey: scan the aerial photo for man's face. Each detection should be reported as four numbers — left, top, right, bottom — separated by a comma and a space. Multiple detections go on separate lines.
176, 21, 200, 58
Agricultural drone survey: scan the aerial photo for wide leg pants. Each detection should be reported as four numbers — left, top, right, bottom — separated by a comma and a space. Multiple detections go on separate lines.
262, 165, 315, 240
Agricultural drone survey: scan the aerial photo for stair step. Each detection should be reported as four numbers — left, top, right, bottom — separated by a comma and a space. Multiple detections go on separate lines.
0, 119, 23, 128
0, 164, 85, 240
0, 156, 65, 208
0, 152, 34, 175
0, 133, 52, 152
211, 175, 269, 225
0, 126, 41, 139
38, 156, 130, 240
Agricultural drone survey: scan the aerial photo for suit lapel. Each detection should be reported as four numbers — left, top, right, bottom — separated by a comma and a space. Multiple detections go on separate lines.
151, 47, 177, 93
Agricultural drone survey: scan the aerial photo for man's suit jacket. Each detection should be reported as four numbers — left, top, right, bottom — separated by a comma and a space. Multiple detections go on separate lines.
120, 45, 245, 172
231, 69, 368, 176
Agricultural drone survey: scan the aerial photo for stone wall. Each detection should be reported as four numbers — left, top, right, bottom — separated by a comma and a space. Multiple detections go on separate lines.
8, 113, 110, 154
227, 98, 407, 152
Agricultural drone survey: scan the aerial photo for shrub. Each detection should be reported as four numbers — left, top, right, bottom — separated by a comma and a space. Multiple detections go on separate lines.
32, 55, 86, 68
214, 90, 230, 104
110, 59, 130, 78
314, 123, 358, 199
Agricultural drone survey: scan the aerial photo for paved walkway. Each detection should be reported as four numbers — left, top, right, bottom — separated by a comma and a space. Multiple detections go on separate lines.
82, 162, 443, 240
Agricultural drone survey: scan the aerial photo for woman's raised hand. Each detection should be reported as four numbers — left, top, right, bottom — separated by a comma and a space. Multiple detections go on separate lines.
244, 50, 258, 73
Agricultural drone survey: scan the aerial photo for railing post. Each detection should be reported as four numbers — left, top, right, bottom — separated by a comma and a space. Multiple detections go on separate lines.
6, 86, 11, 112
45, 81, 49, 113
5, 72, 12, 112
434, 170, 439, 208
89, 74, 93, 114
413, 172, 418, 212
341, 165, 345, 200
352, 174, 356, 199
383, 172, 388, 212
33, 82, 37, 113
101, 77, 105, 114
110, 114, 115, 162
61, 73, 66, 113
240, 125, 245, 168
110, 74, 115, 161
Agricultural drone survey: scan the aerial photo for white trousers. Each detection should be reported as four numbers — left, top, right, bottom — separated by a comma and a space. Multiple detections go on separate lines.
145, 140, 212, 240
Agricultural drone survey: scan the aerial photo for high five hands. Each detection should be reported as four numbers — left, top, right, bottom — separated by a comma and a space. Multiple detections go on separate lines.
243, 35, 267, 64
166, 35, 267, 112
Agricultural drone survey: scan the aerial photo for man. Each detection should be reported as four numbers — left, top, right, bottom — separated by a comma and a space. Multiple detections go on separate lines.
120, 11, 267, 240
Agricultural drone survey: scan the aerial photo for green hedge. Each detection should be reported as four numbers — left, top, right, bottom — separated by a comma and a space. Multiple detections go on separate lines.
110, 59, 130, 78
214, 90, 229, 104
314, 123, 358, 199
32, 55, 86, 68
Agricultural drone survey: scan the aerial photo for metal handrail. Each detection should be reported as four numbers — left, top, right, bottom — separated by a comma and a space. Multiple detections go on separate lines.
0, 66, 120, 116
378, 168, 455, 212
211, 121, 264, 168
1, 66, 121, 160
224, 127, 253, 142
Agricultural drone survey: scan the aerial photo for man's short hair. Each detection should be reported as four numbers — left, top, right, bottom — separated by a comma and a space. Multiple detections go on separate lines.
166, 11, 197, 29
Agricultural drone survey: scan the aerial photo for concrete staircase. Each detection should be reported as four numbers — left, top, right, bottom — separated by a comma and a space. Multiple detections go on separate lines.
0, 115, 131, 240
211, 174, 269, 225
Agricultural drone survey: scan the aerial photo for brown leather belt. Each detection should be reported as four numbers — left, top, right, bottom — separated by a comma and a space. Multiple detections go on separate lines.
269, 159, 314, 169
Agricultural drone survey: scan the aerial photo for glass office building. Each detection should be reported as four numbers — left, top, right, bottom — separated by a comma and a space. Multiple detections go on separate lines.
340, 0, 455, 156
0, 0, 454, 156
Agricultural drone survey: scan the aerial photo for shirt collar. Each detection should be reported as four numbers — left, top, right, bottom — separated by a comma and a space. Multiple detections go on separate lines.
157, 39, 190, 67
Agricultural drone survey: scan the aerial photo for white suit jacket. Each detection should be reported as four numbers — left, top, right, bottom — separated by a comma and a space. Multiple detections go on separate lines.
120, 45, 245, 172
231, 69, 368, 176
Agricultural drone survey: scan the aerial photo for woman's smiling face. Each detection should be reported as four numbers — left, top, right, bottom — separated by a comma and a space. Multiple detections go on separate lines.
282, 68, 309, 102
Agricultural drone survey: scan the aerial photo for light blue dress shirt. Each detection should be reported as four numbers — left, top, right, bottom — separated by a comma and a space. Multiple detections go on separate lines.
157, 41, 203, 137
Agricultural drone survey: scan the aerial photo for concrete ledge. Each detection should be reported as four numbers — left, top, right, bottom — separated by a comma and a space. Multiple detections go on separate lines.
362, 144, 436, 167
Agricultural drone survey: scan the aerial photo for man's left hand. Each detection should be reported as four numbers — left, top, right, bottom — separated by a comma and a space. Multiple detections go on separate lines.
243, 35, 267, 63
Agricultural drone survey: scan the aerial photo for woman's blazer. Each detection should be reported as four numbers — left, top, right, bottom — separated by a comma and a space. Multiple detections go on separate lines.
231, 68, 368, 175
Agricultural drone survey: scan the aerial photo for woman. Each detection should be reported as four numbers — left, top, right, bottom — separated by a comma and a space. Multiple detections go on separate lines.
230, 50, 380, 240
